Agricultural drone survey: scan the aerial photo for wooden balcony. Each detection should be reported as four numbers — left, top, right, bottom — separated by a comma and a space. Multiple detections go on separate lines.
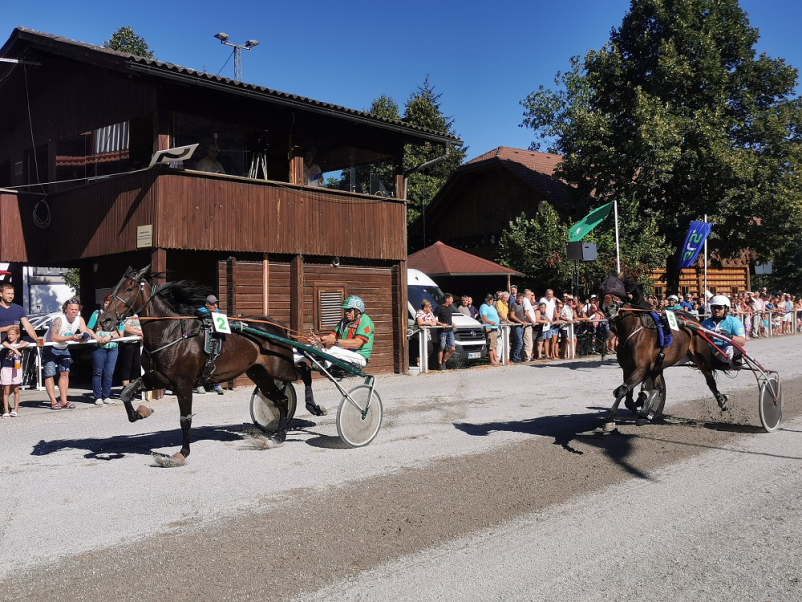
1, 168, 407, 264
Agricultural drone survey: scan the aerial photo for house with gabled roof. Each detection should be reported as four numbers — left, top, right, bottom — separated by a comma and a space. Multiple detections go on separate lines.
0, 27, 460, 376
408, 146, 582, 261
409, 146, 750, 298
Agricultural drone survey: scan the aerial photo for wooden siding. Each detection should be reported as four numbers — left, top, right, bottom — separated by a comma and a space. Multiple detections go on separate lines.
31, 170, 406, 263
44, 169, 159, 261
0, 192, 27, 262
219, 259, 397, 387
155, 172, 406, 260
649, 265, 750, 298
2, 56, 157, 161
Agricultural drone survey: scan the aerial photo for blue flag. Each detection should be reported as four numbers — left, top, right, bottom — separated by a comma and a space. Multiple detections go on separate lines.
678, 221, 712, 269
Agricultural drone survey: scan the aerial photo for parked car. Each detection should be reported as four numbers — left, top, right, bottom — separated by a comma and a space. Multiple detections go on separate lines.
407, 269, 487, 365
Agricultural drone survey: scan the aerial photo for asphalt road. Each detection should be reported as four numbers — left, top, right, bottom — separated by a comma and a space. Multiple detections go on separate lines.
0, 336, 800, 601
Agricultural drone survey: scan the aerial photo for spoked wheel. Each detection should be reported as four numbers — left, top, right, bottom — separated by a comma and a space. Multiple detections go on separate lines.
250, 380, 298, 434
758, 371, 782, 433
336, 384, 383, 448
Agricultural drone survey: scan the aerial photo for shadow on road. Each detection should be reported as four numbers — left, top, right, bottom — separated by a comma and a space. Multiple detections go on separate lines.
454, 410, 651, 479
29, 422, 290, 461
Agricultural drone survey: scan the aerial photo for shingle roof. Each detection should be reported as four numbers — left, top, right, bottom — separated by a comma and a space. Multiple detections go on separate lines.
408, 241, 521, 277
3, 27, 459, 144
463, 146, 579, 214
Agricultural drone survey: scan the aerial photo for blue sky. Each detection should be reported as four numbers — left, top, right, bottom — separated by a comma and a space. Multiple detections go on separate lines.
2, 0, 800, 161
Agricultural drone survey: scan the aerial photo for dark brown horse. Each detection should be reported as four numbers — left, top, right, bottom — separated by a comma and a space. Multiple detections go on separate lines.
98, 266, 320, 465
599, 275, 728, 430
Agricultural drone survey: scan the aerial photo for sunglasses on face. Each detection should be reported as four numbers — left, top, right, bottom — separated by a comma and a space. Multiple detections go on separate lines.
711, 305, 725, 310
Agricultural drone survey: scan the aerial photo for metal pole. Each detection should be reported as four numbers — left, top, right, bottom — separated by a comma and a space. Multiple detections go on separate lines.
234, 47, 242, 82
614, 200, 621, 274
704, 214, 708, 307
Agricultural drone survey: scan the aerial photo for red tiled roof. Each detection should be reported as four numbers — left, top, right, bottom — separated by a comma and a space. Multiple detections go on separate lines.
408, 241, 521, 277
464, 146, 579, 213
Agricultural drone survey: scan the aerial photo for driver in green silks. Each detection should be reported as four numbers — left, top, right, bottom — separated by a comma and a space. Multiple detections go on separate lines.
313, 296, 373, 369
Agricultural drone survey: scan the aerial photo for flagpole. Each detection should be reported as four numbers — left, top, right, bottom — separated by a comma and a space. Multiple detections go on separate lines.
704, 214, 708, 302
614, 200, 621, 274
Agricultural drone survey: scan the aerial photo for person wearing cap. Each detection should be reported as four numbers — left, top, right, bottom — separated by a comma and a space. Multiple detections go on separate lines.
195, 295, 225, 395
701, 295, 746, 365
314, 295, 373, 369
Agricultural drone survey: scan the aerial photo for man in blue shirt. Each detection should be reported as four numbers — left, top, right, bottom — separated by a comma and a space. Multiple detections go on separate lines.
680, 294, 694, 312
701, 295, 746, 364
0, 284, 38, 343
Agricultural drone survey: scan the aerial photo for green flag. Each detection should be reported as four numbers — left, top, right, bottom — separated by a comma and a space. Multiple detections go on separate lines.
568, 202, 613, 242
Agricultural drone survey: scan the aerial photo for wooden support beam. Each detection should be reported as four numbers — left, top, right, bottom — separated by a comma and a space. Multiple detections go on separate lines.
153, 110, 171, 153
262, 253, 269, 315
226, 257, 237, 317
150, 248, 166, 399
393, 260, 408, 374
290, 254, 303, 332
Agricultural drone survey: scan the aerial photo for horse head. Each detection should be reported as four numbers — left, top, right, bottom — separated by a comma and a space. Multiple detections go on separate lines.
99, 265, 154, 330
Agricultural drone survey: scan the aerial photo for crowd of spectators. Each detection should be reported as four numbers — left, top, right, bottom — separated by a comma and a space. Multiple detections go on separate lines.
414, 284, 801, 370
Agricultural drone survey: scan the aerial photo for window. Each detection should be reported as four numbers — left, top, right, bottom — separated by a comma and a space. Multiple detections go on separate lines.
654, 285, 664, 299
316, 287, 345, 332
681, 286, 689, 297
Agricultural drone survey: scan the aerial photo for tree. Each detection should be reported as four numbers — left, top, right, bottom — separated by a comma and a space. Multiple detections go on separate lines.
497, 195, 667, 295
63, 268, 80, 295
403, 77, 467, 224
103, 26, 154, 58
521, 0, 802, 291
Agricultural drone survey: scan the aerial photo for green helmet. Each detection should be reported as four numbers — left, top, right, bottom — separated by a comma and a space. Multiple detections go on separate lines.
341, 295, 365, 313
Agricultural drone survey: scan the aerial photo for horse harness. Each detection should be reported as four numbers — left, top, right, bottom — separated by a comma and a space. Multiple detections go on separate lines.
617, 307, 675, 375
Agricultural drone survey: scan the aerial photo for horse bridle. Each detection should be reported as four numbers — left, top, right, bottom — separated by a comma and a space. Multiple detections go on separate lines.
107, 273, 155, 328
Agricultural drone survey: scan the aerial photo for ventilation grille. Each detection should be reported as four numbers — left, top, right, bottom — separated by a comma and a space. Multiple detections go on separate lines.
319, 290, 344, 329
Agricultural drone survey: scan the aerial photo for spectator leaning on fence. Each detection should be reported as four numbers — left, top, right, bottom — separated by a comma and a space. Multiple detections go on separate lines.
479, 294, 501, 365
432, 293, 457, 371
508, 292, 525, 363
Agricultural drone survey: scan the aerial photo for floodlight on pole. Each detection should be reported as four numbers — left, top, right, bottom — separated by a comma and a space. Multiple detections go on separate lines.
212, 33, 259, 82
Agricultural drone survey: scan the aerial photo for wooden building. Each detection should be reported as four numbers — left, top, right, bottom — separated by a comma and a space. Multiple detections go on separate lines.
410, 146, 750, 297
0, 28, 459, 378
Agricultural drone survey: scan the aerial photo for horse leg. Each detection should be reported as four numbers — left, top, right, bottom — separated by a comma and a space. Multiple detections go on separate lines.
606, 366, 648, 431
247, 366, 289, 443
171, 383, 194, 464
119, 374, 158, 422
298, 364, 326, 416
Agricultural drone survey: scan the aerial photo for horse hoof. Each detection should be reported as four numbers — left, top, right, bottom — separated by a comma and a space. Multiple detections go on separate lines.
136, 405, 154, 419
635, 418, 648, 427
717, 394, 729, 411
171, 452, 186, 464
271, 431, 287, 444
305, 402, 327, 417
603, 421, 616, 433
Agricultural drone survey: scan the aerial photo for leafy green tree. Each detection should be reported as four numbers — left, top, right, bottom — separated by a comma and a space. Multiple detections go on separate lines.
403, 76, 466, 224
63, 268, 80, 295
103, 26, 154, 58
497, 196, 667, 295
521, 0, 802, 291
497, 204, 573, 293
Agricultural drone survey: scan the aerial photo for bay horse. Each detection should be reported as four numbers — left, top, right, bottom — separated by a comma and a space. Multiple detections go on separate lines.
598, 275, 728, 431
98, 266, 322, 465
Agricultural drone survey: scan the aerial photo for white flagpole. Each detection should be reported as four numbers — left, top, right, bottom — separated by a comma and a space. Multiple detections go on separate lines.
614, 200, 621, 274
704, 214, 708, 302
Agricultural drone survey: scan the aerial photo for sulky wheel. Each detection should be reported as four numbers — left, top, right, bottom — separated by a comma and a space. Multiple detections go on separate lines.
758, 372, 782, 433
336, 385, 383, 448
250, 380, 298, 434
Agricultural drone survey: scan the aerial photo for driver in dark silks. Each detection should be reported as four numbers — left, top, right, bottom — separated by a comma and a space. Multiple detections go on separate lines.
701, 295, 746, 368
298, 296, 374, 417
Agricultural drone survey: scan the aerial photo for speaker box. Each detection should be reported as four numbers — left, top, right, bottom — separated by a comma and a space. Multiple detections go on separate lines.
566, 242, 597, 261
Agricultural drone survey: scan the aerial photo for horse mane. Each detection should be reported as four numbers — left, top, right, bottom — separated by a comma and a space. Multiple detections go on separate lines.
153, 279, 214, 316
598, 274, 650, 310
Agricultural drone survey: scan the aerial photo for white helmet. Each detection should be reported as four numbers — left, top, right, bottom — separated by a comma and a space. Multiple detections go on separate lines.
709, 295, 731, 308
667, 294, 679, 302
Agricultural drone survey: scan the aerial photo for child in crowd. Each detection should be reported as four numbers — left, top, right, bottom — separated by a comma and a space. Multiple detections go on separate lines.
2, 325, 28, 417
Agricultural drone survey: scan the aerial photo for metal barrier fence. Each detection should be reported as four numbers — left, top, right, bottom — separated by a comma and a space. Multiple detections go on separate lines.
411, 309, 800, 372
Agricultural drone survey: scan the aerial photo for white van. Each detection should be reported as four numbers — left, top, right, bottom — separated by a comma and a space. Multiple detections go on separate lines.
407, 269, 487, 364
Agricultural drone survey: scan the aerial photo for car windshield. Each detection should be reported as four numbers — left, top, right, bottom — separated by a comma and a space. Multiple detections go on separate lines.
409, 285, 447, 311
